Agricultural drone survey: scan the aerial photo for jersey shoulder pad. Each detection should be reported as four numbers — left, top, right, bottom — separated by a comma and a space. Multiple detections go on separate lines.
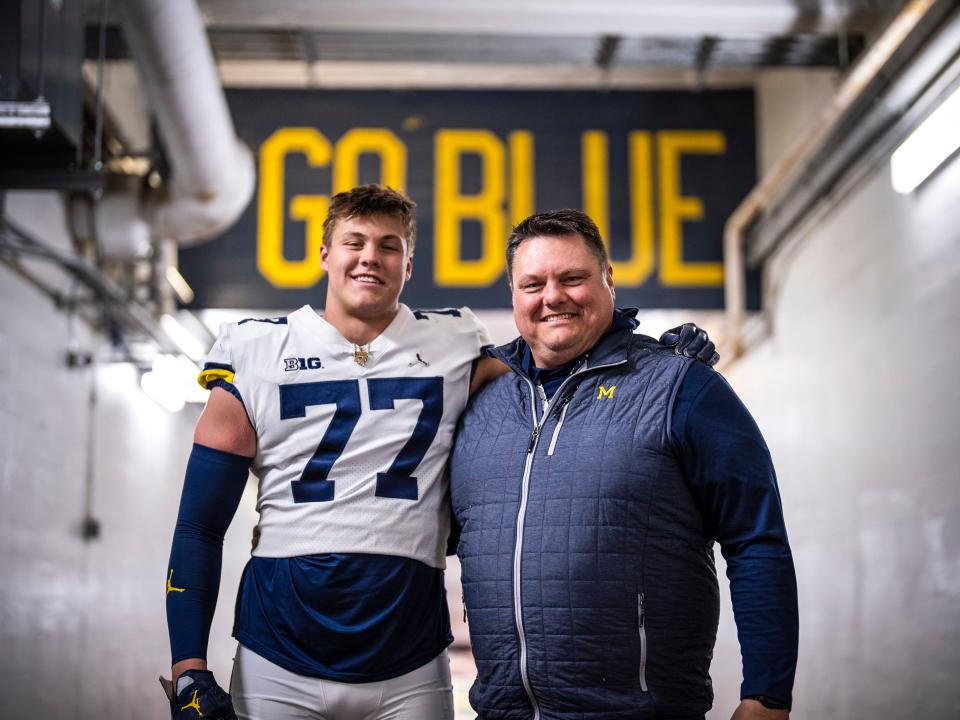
410, 306, 491, 351
236, 315, 289, 328
409, 307, 468, 323
457, 306, 492, 348
197, 315, 289, 389
410, 306, 489, 332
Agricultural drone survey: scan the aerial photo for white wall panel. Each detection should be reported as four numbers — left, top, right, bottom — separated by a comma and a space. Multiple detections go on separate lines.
707, 119, 960, 718
0, 192, 257, 719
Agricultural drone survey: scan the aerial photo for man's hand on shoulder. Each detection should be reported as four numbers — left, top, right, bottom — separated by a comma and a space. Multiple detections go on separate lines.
731, 698, 789, 720
659, 323, 720, 366
166, 669, 237, 720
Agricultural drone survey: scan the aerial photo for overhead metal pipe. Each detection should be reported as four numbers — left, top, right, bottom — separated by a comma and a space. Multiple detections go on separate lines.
722, 0, 940, 361
117, 0, 254, 245
0, 216, 180, 354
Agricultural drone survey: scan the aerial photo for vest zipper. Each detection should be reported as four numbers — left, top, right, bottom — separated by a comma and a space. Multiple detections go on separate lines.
514, 380, 543, 720
511, 358, 626, 720
526, 426, 540, 454
638, 592, 649, 691
536, 382, 548, 414
546, 398, 571, 456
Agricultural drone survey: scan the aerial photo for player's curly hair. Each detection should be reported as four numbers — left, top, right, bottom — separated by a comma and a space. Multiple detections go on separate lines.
506, 208, 610, 281
322, 184, 417, 253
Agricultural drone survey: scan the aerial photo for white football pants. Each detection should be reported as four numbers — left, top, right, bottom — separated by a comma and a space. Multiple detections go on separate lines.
229, 643, 454, 720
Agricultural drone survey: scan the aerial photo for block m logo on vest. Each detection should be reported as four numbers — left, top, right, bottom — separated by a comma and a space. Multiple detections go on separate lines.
597, 385, 616, 400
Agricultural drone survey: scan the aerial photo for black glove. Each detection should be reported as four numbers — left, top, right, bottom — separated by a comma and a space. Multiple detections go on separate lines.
166, 669, 237, 720
659, 323, 720, 367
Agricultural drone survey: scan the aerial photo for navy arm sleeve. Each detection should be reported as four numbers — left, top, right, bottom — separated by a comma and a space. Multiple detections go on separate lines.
166, 443, 251, 665
670, 362, 799, 708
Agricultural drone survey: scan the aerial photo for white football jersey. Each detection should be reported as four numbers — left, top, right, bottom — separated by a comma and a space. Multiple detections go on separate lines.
199, 304, 491, 568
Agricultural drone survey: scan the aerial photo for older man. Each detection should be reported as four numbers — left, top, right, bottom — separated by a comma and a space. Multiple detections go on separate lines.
450, 209, 798, 720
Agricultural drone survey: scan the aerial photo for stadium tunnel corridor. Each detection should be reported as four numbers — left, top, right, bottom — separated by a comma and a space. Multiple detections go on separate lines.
1, 1, 959, 718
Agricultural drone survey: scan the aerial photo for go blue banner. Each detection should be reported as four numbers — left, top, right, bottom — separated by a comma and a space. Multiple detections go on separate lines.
179, 88, 759, 310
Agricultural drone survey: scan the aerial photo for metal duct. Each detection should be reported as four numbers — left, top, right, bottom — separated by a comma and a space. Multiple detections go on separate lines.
117, 0, 254, 246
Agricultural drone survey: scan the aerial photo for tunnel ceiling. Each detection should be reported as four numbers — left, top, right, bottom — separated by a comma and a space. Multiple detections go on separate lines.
82, 1, 910, 74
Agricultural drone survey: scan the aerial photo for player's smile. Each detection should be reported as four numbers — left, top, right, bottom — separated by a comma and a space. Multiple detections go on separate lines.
321, 213, 413, 330
351, 272, 385, 285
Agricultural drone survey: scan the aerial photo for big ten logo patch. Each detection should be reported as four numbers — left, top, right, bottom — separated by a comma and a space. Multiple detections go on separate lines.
284, 357, 323, 371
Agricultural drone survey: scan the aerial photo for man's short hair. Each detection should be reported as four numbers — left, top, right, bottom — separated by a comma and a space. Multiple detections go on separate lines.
322, 184, 417, 253
506, 208, 610, 281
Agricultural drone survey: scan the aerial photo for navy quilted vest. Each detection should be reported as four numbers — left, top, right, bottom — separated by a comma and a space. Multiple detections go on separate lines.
450, 330, 719, 720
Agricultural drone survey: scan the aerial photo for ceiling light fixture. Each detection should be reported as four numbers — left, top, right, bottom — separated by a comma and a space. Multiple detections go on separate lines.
165, 266, 196, 304
161, 313, 207, 362
890, 83, 960, 194
140, 355, 187, 412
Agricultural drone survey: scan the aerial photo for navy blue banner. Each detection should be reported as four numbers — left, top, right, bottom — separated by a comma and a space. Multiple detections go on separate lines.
179, 89, 759, 310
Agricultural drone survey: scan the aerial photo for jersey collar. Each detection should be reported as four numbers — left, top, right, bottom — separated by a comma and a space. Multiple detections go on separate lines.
293, 304, 413, 365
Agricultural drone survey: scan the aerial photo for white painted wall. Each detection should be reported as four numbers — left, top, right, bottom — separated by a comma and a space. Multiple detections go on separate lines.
706, 76, 960, 719
0, 192, 257, 720
755, 69, 838, 175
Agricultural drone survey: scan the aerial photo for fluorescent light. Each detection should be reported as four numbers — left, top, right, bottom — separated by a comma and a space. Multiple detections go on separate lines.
165, 266, 196, 304
140, 371, 185, 412
99, 362, 140, 392
139, 355, 207, 409
891, 83, 960, 194
185, 382, 211, 405
140, 355, 187, 412
161, 313, 206, 362
176, 355, 210, 404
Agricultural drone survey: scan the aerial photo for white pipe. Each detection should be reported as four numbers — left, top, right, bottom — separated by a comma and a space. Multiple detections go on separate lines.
194, 0, 863, 38
118, 0, 255, 246
722, 0, 937, 363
